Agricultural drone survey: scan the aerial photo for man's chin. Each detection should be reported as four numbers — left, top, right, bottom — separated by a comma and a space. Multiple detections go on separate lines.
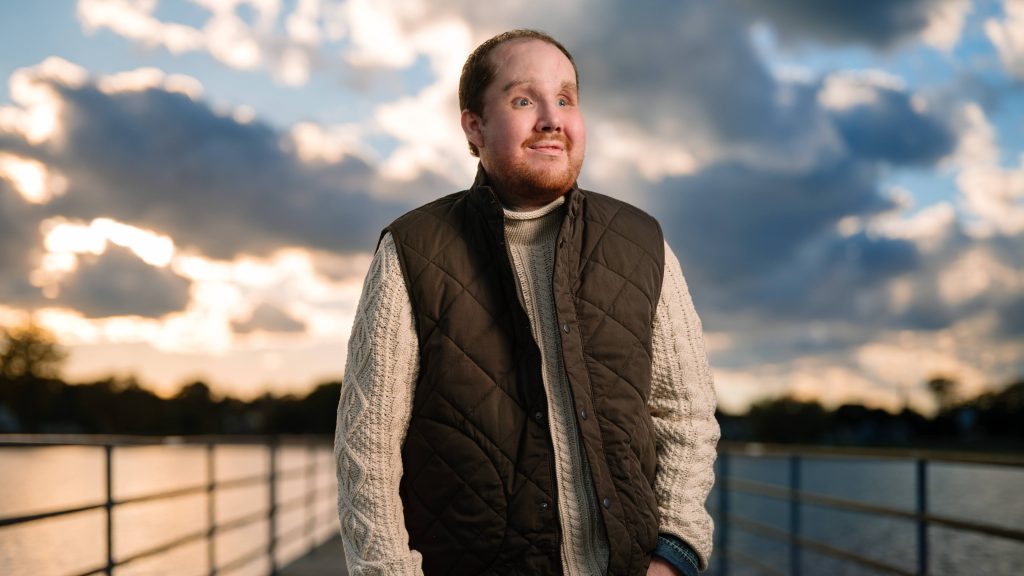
524, 161, 580, 190
519, 173, 576, 202
484, 156, 582, 206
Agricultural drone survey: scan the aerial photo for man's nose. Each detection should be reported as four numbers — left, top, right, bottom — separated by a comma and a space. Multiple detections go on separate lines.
536, 101, 563, 132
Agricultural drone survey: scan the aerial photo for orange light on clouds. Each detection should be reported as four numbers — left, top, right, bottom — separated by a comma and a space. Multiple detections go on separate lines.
33, 217, 177, 299
7, 57, 87, 145
27, 215, 371, 361
0, 153, 67, 203
41, 217, 175, 266
96, 67, 204, 100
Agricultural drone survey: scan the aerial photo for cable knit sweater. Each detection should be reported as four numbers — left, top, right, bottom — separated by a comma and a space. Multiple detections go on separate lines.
335, 197, 719, 575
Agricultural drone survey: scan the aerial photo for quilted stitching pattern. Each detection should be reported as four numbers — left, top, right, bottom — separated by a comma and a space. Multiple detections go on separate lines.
567, 195, 664, 572
389, 183, 664, 575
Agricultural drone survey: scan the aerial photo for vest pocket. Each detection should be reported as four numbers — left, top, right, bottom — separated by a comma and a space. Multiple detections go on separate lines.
401, 417, 509, 572
623, 446, 660, 552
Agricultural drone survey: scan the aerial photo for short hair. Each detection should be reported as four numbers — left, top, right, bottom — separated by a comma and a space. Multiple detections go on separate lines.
458, 29, 579, 157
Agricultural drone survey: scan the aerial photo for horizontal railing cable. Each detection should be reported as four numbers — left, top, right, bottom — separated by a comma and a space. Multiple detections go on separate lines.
724, 477, 1024, 543
719, 441, 1024, 467
715, 443, 1024, 575
0, 435, 335, 576
727, 513, 915, 576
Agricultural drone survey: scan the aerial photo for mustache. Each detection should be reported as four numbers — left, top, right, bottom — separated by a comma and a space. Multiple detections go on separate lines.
524, 134, 570, 149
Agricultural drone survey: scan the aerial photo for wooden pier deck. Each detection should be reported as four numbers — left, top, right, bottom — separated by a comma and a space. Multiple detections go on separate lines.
280, 536, 347, 576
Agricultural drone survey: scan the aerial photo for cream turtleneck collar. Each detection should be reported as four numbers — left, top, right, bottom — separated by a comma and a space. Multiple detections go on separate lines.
503, 196, 566, 247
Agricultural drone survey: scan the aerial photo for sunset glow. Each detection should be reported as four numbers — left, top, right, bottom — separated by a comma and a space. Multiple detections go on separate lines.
1, 0, 1021, 406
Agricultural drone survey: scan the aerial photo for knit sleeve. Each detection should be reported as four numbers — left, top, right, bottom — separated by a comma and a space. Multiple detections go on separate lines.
334, 232, 424, 576
649, 240, 720, 570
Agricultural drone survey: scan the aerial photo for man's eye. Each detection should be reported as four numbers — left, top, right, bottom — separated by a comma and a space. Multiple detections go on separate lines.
513, 97, 530, 107
558, 98, 568, 107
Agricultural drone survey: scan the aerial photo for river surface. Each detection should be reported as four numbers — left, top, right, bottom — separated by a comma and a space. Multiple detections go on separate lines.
0, 443, 338, 576
711, 453, 1024, 575
1, 444, 1022, 575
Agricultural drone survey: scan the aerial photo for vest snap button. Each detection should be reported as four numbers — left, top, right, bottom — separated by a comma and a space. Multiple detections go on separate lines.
580, 409, 588, 420
562, 323, 571, 333
540, 501, 549, 510
534, 411, 544, 421
602, 497, 611, 509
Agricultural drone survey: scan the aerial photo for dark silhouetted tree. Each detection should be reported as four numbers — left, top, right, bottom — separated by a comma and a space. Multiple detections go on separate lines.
0, 322, 67, 381
747, 397, 830, 443
927, 375, 960, 411
174, 380, 219, 434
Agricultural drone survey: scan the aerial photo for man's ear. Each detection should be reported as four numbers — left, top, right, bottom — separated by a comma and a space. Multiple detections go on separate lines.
461, 109, 485, 150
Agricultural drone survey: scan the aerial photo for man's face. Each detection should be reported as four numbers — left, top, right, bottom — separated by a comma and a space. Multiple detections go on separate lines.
462, 39, 585, 209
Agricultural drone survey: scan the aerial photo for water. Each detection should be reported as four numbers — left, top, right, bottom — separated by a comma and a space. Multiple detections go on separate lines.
0, 443, 338, 576
2, 444, 1021, 575
711, 454, 1024, 575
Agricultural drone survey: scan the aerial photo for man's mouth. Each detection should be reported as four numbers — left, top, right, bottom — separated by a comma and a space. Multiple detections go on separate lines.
527, 140, 566, 155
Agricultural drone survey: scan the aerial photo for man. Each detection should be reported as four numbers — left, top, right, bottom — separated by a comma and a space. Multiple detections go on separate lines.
335, 29, 719, 576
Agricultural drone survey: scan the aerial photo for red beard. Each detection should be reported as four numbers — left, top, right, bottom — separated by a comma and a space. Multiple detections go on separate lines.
487, 135, 583, 208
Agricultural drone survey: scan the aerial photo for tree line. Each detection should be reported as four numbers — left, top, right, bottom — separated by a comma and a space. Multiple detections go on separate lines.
0, 323, 338, 435
1, 322, 1021, 450
719, 380, 1023, 452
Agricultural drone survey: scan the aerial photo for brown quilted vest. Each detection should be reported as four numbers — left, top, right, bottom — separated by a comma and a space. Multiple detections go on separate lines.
386, 169, 665, 575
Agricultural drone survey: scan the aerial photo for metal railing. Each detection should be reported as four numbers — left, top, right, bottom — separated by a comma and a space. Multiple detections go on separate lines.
6, 437, 1021, 575
0, 434, 338, 576
712, 442, 1024, 576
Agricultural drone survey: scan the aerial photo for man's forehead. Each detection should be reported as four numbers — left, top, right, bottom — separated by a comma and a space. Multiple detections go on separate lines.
490, 37, 542, 60
489, 39, 577, 89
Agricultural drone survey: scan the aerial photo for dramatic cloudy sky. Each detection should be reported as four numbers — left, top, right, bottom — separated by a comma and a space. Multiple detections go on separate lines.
1, 0, 1021, 411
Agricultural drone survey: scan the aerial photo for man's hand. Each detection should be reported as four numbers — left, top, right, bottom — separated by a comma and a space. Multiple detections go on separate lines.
647, 556, 684, 576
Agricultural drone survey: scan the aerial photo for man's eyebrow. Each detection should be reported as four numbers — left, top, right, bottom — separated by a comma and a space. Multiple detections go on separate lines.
500, 80, 579, 93
501, 79, 529, 92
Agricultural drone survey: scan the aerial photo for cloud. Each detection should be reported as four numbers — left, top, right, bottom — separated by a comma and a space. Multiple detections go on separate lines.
820, 72, 956, 165
595, 7, 961, 337
346, 0, 1016, 400
77, 0, 319, 86
655, 159, 892, 288
3, 59, 417, 262
232, 302, 306, 333
953, 104, 1024, 236
566, 0, 843, 174
13, 0, 1019, 403
986, 0, 1024, 79
860, 316, 1020, 397
0, 153, 69, 203
648, 79, 949, 317
0, 180, 47, 306
0, 57, 449, 334
734, 0, 971, 51
78, 0, 205, 55
55, 244, 192, 318
996, 294, 1024, 337
583, 2, 1020, 399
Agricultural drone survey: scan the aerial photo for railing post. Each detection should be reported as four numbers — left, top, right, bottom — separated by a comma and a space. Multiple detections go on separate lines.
105, 444, 115, 576
207, 442, 217, 576
307, 439, 316, 549
790, 455, 801, 576
718, 452, 729, 576
916, 458, 928, 575
269, 438, 279, 575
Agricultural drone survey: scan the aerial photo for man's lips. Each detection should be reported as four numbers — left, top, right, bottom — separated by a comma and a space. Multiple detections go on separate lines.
527, 139, 567, 155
